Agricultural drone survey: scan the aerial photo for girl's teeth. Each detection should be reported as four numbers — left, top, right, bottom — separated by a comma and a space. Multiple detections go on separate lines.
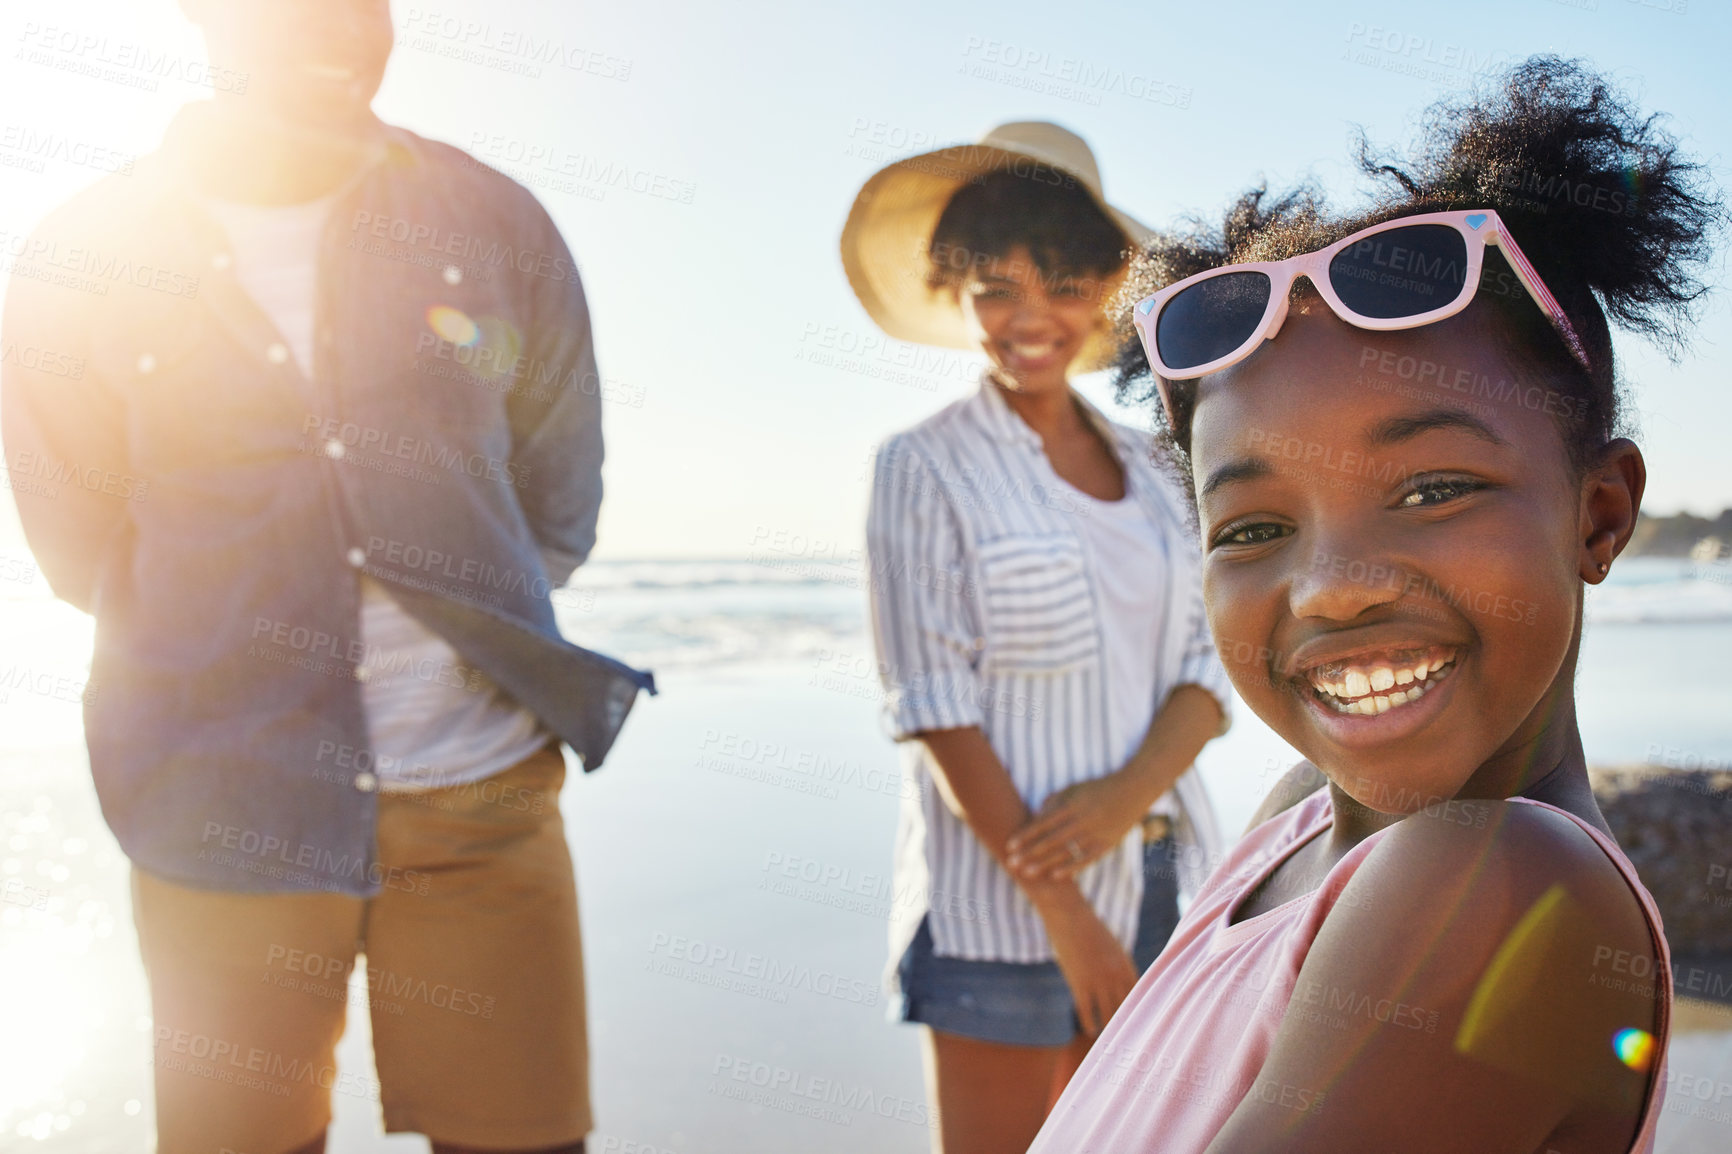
1311, 655, 1453, 716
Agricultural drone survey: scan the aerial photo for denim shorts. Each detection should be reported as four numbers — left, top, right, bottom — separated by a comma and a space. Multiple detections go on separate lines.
892, 835, 1181, 1047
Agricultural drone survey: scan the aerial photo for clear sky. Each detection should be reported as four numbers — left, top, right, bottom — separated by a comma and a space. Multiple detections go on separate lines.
1, 0, 1727, 560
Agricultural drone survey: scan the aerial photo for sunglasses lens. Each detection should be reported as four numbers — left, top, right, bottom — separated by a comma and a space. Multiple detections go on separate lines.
1327, 224, 1469, 319
1154, 271, 1272, 374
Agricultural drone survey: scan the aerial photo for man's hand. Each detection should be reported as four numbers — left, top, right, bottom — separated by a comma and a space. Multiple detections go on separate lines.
1007, 774, 1143, 882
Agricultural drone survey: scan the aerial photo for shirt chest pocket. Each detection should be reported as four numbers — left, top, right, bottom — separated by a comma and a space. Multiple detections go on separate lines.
975, 534, 1101, 675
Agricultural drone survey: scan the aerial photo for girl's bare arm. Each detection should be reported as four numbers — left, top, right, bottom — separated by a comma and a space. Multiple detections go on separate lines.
1205, 800, 1662, 1154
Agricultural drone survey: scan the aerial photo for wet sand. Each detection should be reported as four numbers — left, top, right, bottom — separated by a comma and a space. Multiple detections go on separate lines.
4, 569, 1731, 1150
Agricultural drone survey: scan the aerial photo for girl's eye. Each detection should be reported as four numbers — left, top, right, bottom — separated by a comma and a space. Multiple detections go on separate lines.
1212, 521, 1292, 548
1397, 477, 1486, 508
971, 285, 1015, 300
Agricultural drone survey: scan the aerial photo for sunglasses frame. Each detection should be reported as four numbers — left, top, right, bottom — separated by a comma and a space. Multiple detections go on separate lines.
1130, 209, 1591, 420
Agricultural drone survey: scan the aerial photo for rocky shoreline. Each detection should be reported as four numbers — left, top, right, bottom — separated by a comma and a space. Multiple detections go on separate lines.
1591, 766, 1732, 1007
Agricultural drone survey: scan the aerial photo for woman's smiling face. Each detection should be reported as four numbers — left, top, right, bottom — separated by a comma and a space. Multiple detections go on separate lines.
1190, 300, 1600, 812
956, 244, 1103, 393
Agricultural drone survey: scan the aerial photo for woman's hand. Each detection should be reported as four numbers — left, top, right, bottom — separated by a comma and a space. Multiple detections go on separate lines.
1033, 887, 1141, 1036
1006, 774, 1143, 882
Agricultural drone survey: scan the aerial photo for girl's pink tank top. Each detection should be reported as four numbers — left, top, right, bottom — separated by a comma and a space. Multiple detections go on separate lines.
1029, 791, 1673, 1153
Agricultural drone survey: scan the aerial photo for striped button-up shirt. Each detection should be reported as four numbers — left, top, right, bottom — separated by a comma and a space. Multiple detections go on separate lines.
867, 380, 1230, 967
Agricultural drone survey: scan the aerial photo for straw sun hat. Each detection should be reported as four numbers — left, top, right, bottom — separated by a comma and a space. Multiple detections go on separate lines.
840, 120, 1153, 373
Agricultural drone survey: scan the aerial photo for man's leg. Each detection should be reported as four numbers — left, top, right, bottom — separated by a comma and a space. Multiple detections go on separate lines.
365, 744, 592, 1148
131, 868, 362, 1154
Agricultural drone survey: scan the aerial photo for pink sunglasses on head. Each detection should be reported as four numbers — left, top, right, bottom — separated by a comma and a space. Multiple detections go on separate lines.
1130, 209, 1591, 419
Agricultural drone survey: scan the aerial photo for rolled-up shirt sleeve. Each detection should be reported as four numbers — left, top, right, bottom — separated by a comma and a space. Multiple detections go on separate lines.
866, 436, 985, 740
508, 206, 603, 588
1, 208, 127, 615
1176, 572, 1234, 734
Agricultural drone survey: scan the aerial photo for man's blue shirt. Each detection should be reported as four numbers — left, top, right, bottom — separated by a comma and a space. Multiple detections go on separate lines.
1, 106, 653, 895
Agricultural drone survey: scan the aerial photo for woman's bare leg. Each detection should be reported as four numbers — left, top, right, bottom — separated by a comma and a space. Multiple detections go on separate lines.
279, 1118, 585, 1152
1048, 1034, 1093, 1108
923, 1027, 1066, 1154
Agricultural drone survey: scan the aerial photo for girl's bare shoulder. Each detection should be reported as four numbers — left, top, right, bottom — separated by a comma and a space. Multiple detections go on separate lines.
1204, 799, 1661, 1153
1359, 798, 1647, 917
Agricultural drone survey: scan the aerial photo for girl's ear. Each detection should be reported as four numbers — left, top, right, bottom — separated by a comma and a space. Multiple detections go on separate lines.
1579, 439, 1646, 584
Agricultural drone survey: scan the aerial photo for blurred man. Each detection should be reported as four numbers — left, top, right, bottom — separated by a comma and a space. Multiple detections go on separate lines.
1, 3, 652, 1151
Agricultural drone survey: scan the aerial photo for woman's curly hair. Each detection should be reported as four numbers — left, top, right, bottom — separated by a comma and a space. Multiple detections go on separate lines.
1112, 56, 1725, 479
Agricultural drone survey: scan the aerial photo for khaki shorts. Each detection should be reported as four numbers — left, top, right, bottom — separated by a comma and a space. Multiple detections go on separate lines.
132, 743, 589, 1154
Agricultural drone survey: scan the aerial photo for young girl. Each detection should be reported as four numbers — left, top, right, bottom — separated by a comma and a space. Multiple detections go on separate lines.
1029, 57, 1723, 1153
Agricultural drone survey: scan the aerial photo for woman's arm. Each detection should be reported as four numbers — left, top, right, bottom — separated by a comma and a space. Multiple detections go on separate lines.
919, 725, 1140, 1034
919, 726, 1038, 869
1203, 800, 1662, 1153
1007, 684, 1224, 880
864, 439, 987, 738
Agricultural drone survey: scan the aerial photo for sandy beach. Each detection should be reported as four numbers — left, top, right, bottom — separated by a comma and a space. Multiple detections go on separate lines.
2, 558, 1729, 1151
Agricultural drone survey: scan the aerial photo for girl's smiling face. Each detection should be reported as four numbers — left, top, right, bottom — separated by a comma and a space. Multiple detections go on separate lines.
1189, 299, 1636, 812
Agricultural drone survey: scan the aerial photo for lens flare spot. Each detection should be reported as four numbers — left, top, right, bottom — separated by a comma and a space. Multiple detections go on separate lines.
426, 305, 480, 347
1612, 1027, 1654, 1073
1621, 165, 1645, 204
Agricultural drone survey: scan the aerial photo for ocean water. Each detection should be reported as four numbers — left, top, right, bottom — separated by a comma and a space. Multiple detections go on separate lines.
1, 555, 1728, 1150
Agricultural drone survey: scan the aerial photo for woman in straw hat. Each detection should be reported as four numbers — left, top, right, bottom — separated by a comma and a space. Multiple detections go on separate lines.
845, 122, 1232, 1151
